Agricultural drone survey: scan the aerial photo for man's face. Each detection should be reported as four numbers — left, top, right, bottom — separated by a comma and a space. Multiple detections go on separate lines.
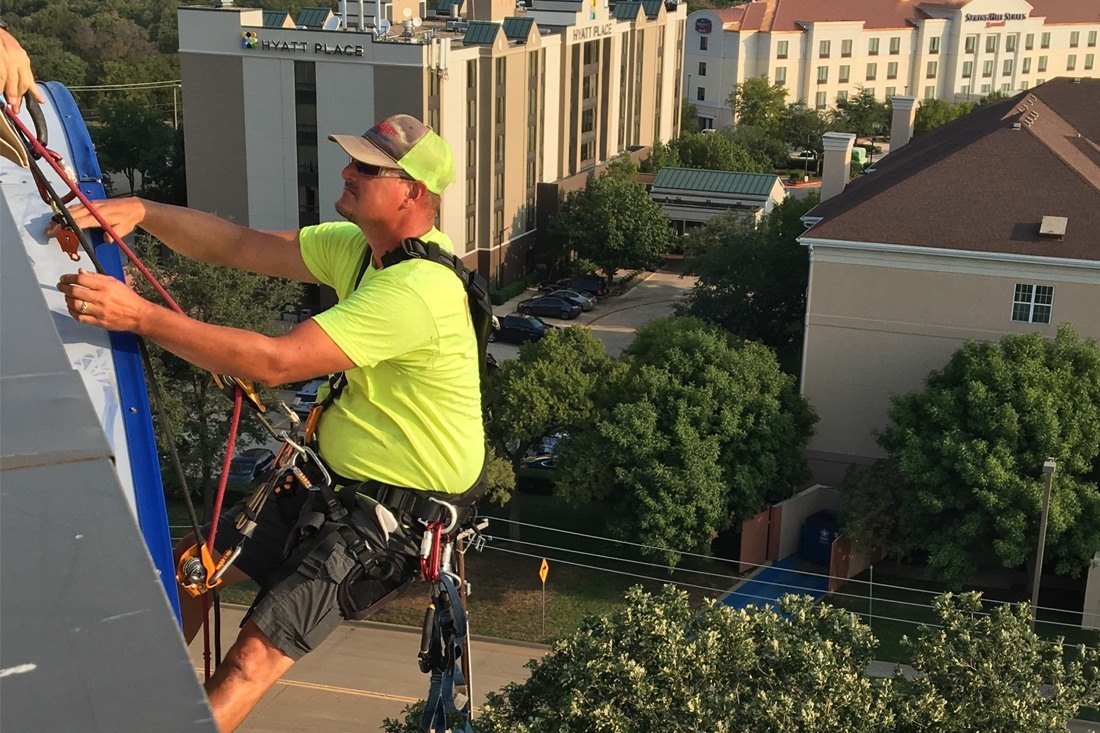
335, 158, 416, 225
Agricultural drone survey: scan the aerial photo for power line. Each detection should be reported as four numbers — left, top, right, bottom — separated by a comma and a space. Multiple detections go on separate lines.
68, 80, 181, 91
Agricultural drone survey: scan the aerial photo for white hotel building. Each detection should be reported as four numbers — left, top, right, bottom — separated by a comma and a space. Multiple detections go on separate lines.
684, 0, 1100, 129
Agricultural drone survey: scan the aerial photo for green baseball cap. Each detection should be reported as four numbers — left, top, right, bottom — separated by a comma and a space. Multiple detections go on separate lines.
329, 114, 456, 195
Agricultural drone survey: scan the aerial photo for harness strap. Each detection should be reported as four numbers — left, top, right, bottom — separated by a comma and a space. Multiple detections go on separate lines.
420, 573, 474, 733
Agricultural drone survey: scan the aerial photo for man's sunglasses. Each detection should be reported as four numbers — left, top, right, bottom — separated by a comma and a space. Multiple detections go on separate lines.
350, 158, 412, 180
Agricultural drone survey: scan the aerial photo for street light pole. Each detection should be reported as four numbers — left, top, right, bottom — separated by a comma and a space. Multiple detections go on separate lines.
1030, 457, 1057, 631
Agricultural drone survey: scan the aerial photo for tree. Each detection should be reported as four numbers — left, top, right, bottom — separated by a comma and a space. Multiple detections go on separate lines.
129, 235, 302, 510
486, 327, 619, 535
832, 87, 889, 139
878, 325, 1100, 585
676, 194, 819, 373
93, 96, 175, 194
669, 131, 770, 173
722, 124, 790, 169
895, 592, 1100, 733
384, 587, 1100, 733
549, 168, 673, 285
913, 98, 967, 137
778, 103, 828, 172
680, 99, 698, 134
555, 318, 816, 565
729, 75, 787, 132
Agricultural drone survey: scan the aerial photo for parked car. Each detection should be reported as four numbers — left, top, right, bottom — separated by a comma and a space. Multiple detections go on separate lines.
227, 447, 276, 483
545, 289, 596, 311
490, 314, 554, 344
516, 295, 582, 320
293, 378, 327, 417
539, 276, 608, 297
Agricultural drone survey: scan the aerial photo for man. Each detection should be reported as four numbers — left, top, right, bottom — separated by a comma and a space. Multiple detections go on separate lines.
0, 24, 44, 113
55, 115, 486, 732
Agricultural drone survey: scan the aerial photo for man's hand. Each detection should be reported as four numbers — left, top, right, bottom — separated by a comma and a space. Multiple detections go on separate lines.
57, 268, 154, 333
46, 198, 148, 240
0, 28, 44, 114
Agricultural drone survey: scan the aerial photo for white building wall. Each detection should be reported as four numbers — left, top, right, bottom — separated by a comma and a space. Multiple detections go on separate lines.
242, 58, 299, 230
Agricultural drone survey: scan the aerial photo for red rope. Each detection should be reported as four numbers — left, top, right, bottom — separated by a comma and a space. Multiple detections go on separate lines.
5, 102, 247, 678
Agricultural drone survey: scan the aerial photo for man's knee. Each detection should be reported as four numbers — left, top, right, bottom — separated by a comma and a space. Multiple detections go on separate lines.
218, 621, 294, 685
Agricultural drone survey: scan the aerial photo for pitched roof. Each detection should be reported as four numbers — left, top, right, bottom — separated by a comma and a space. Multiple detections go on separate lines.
262, 10, 294, 28
715, 0, 1100, 33
463, 20, 502, 44
652, 167, 781, 196
804, 78, 1100, 263
502, 16, 535, 39
296, 7, 333, 28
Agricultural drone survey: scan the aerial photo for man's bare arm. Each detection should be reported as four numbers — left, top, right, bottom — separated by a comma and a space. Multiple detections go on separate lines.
53, 198, 318, 283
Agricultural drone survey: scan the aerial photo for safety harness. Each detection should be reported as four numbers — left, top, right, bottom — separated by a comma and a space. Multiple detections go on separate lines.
6, 91, 495, 729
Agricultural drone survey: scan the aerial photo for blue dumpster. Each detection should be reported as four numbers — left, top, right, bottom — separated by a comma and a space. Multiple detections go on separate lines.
800, 510, 840, 567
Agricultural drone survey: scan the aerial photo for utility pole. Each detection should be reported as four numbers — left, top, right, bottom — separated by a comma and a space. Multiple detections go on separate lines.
1030, 457, 1057, 632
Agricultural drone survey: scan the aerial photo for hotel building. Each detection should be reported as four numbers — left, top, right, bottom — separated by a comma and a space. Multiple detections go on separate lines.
684, 0, 1100, 129
177, 0, 685, 300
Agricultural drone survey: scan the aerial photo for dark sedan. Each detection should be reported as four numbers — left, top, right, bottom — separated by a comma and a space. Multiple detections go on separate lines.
545, 289, 596, 311
516, 295, 582, 320
490, 314, 554, 344
227, 447, 276, 483
539, 276, 608, 297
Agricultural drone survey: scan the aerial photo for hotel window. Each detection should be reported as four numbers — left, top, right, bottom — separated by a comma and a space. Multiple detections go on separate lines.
924, 85, 934, 99
583, 41, 597, 65
815, 91, 827, 109
1021, 80, 1029, 90
581, 108, 595, 133
1086, 54, 1095, 70
1038, 56, 1047, 72
467, 98, 476, 127
1041, 32, 1050, 49
926, 60, 937, 78
494, 209, 504, 238
465, 214, 475, 248
965, 35, 977, 54
495, 134, 504, 162
776, 40, 788, 59
494, 172, 504, 198
819, 40, 830, 58
868, 37, 880, 55
775, 66, 787, 85
697, 86, 705, 101
962, 60, 973, 78
887, 61, 898, 79
466, 138, 475, 161
1003, 59, 1013, 75
817, 65, 828, 83
1037, 78, 1045, 85
1070, 31, 1080, 47
841, 39, 852, 57
929, 36, 940, 54
866, 62, 877, 81
1001, 82, 1011, 92
983, 60, 994, 77
981, 83, 991, 92
580, 140, 595, 162
986, 35, 998, 53
836, 90, 848, 102
885, 86, 896, 98
700, 36, 708, 50
1022, 57, 1031, 73
698, 61, 707, 76
526, 161, 535, 188
496, 98, 504, 124
1067, 54, 1077, 71
466, 177, 475, 202
1090, 31, 1098, 47
1011, 284, 1053, 324
889, 36, 900, 55
527, 124, 536, 150
839, 64, 850, 83
495, 57, 505, 83
1025, 33, 1034, 50
1006, 34, 1017, 52
467, 62, 477, 89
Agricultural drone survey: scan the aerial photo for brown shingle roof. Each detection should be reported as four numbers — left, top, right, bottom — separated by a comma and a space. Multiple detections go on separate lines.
803, 78, 1100, 263
723, 0, 1099, 33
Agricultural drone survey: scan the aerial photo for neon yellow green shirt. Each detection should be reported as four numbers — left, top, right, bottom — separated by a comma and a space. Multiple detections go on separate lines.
299, 222, 485, 493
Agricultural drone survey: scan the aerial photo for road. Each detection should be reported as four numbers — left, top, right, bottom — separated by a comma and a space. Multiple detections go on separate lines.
489, 257, 695, 360
187, 605, 545, 732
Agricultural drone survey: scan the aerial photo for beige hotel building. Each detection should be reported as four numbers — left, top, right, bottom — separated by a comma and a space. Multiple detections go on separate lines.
177, 0, 685, 296
684, 0, 1100, 129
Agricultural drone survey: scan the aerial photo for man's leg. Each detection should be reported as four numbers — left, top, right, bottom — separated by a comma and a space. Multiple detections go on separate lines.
204, 620, 294, 733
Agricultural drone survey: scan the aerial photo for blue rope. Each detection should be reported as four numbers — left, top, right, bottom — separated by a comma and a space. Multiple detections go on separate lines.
420, 574, 473, 733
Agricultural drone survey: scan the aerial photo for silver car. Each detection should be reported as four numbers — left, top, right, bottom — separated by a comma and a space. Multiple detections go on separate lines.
545, 289, 596, 311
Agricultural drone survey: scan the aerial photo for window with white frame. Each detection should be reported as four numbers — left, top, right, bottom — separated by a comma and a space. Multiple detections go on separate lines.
965, 35, 977, 53
889, 36, 900, 54
1067, 54, 1077, 71
887, 61, 898, 79
1070, 31, 1080, 47
1087, 54, 1095, 70
815, 91, 827, 109
986, 35, 998, 53
1003, 59, 1014, 75
926, 60, 937, 78
1025, 33, 1034, 50
1089, 30, 1098, 47
1022, 57, 1032, 73
817, 65, 828, 83
1006, 34, 1017, 52
1011, 284, 1053, 324
962, 60, 973, 78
